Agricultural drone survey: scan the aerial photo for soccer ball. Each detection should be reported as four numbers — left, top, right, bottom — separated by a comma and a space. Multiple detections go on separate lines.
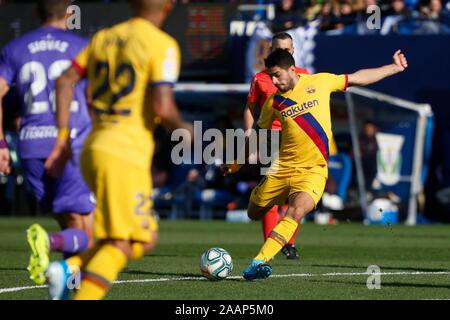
200, 247, 233, 280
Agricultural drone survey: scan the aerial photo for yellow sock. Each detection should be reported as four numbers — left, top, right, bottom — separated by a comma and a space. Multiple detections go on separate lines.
130, 242, 145, 260
65, 256, 82, 270
255, 216, 298, 262
65, 246, 100, 272
73, 244, 127, 300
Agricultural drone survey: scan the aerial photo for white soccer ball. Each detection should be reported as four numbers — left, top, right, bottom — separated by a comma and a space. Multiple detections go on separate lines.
200, 247, 233, 280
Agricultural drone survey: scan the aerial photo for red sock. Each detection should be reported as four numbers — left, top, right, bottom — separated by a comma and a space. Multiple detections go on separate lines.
288, 223, 300, 245
261, 206, 279, 241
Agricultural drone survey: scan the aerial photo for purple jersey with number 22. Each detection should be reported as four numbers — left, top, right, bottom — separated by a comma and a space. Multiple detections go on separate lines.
0, 26, 94, 214
0, 26, 91, 158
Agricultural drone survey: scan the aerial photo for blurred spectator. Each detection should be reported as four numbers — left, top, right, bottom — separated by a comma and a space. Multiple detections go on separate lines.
404, 0, 420, 9
203, 115, 238, 192
357, 0, 391, 16
359, 121, 379, 193
318, 1, 341, 30
334, 0, 358, 29
420, 0, 443, 18
385, 0, 414, 16
171, 168, 205, 219
305, 0, 325, 21
378, 0, 415, 34
273, 0, 303, 31
414, 0, 447, 33
232, 163, 260, 208
152, 125, 172, 188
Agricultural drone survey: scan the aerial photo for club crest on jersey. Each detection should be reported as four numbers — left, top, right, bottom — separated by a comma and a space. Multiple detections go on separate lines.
306, 87, 315, 94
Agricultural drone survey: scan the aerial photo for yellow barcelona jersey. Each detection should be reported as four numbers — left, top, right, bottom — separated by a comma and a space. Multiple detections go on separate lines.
73, 17, 181, 169
257, 73, 348, 178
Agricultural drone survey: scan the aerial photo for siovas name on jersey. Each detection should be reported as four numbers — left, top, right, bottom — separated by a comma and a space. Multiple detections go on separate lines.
28, 36, 69, 54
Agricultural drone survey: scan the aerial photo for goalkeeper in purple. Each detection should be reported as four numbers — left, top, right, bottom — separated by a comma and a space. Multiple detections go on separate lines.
0, 0, 94, 285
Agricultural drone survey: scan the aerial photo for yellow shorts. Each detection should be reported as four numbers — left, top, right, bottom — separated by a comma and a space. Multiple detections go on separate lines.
250, 171, 327, 208
80, 149, 158, 243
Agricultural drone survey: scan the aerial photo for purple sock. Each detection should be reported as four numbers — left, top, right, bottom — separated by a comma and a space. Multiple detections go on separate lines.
49, 228, 89, 254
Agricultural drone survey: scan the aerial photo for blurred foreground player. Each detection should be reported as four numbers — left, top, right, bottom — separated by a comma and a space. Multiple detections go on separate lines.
224, 49, 408, 280
45, 0, 193, 299
244, 32, 308, 259
0, 0, 94, 285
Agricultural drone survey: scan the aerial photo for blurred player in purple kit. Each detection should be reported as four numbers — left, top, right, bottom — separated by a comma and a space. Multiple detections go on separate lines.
0, 0, 94, 285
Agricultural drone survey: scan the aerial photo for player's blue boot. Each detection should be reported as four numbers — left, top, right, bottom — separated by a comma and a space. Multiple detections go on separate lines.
242, 259, 272, 281
46, 260, 72, 300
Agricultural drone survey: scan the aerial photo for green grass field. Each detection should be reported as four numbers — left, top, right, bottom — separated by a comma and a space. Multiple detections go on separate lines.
0, 217, 449, 300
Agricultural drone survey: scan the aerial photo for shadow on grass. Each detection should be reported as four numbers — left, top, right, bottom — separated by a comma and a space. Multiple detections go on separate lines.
122, 270, 199, 277
307, 278, 450, 290
122, 270, 243, 282
0, 268, 27, 271
379, 282, 450, 290
309, 264, 450, 273
143, 253, 180, 258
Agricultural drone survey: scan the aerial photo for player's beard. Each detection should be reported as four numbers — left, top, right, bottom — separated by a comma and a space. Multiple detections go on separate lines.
276, 82, 289, 93
277, 79, 293, 93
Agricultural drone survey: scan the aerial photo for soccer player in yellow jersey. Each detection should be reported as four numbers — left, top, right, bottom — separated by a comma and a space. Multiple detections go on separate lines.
44, 0, 193, 299
224, 48, 408, 280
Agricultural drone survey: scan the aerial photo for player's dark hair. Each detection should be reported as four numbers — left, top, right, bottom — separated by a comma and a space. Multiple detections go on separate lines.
128, 0, 169, 12
272, 32, 293, 44
264, 49, 295, 70
37, 0, 71, 22
363, 120, 377, 127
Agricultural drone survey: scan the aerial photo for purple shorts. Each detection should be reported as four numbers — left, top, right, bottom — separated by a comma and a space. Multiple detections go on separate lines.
21, 154, 95, 215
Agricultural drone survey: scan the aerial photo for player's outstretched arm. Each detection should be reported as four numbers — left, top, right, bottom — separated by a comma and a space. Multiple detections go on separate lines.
347, 50, 408, 87
0, 77, 11, 175
44, 66, 82, 177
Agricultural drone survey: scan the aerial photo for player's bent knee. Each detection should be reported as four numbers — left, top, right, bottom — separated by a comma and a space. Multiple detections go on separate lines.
247, 211, 258, 221
287, 206, 308, 222
57, 212, 91, 230
58, 212, 95, 248
247, 202, 270, 221
55, 213, 79, 230
248, 210, 265, 221
103, 239, 133, 259
142, 231, 159, 254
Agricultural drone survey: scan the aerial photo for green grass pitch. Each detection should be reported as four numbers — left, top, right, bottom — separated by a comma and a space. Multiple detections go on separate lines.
0, 217, 449, 300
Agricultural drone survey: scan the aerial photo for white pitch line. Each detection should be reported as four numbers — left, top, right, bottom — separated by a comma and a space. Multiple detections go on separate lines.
0, 285, 47, 294
1, 271, 449, 294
